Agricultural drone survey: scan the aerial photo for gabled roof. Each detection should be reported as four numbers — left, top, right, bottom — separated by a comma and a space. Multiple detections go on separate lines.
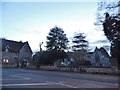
94, 47, 99, 52
1, 38, 26, 52
23, 41, 33, 53
94, 47, 109, 58
99, 47, 109, 58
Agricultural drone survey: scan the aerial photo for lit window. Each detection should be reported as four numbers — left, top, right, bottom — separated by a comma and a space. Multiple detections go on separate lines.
6, 59, 9, 63
3, 59, 6, 62
3, 59, 9, 63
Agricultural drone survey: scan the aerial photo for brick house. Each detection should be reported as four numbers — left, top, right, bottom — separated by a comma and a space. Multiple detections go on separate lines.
0, 38, 32, 67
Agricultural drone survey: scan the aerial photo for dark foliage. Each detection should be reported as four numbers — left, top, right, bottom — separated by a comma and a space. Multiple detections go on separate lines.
71, 32, 89, 65
103, 14, 120, 65
32, 52, 41, 69
96, 1, 120, 67
44, 50, 68, 64
32, 50, 68, 68
46, 26, 69, 63
32, 26, 69, 68
72, 33, 88, 51
46, 26, 69, 52
79, 60, 91, 66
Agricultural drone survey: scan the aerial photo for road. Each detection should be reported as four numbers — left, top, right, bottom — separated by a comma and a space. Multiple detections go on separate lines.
2, 68, 119, 89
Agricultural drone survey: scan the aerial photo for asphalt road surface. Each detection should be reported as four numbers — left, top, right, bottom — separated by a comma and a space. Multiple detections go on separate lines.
2, 68, 119, 89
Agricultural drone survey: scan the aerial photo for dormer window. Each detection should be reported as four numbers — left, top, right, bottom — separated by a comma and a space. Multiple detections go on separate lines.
5, 45, 10, 52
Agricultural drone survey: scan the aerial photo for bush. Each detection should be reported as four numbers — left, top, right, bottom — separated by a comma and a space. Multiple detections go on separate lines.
79, 60, 91, 66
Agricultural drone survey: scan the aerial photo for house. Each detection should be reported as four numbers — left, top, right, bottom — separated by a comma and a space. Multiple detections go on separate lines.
0, 38, 32, 67
54, 47, 111, 68
88, 47, 111, 67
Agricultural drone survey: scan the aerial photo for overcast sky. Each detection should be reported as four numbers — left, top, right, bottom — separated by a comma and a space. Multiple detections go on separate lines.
1, 1, 111, 53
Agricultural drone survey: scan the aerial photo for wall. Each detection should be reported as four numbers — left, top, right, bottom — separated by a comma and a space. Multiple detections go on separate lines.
90, 50, 110, 67
98, 51, 111, 67
2, 51, 18, 64
19, 43, 32, 62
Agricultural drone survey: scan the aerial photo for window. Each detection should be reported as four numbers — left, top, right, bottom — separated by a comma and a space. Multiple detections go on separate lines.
5, 45, 10, 52
3, 59, 9, 63
3, 59, 6, 62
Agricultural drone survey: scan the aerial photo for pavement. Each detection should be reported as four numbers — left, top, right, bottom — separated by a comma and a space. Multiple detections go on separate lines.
1, 68, 119, 89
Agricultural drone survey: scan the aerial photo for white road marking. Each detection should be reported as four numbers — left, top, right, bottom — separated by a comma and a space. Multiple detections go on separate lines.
58, 82, 78, 88
2, 81, 78, 88
11, 74, 31, 80
1, 79, 29, 80
2, 82, 59, 87
45, 81, 78, 88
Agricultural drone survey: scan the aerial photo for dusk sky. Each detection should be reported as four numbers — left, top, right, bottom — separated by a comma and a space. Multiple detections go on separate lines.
1, 1, 111, 53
